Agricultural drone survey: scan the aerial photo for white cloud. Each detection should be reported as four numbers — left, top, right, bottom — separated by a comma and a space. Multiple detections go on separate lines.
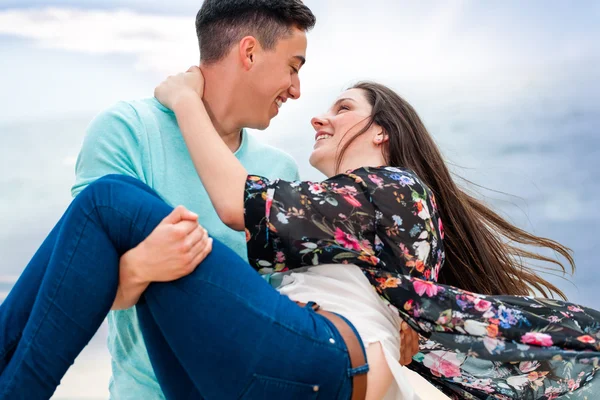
297, 0, 520, 92
0, 3, 520, 84
0, 7, 199, 74
0, 2, 595, 89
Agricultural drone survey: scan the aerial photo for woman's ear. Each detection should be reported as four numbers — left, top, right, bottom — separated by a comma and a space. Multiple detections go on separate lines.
373, 130, 389, 145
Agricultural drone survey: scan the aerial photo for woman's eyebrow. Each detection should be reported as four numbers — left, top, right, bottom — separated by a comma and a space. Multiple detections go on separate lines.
331, 98, 357, 109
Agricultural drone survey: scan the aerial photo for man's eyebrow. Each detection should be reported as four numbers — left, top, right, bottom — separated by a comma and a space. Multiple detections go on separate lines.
293, 55, 306, 67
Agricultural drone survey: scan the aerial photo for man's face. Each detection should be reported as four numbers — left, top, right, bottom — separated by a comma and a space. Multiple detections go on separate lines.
245, 27, 307, 129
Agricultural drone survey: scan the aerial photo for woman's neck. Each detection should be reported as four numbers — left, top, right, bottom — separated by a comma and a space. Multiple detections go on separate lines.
329, 153, 387, 177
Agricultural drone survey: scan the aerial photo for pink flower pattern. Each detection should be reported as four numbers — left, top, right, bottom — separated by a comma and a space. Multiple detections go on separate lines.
244, 166, 600, 399
522, 332, 554, 347
334, 228, 362, 251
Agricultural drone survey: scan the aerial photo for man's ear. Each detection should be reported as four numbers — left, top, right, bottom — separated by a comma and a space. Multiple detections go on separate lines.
239, 36, 258, 70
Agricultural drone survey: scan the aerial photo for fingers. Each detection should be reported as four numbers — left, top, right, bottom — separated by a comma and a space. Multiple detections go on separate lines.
399, 323, 420, 366
184, 225, 207, 250
406, 330, 419, 365
400, 333, 411, 365
411, 330, 420, 357
161, 205, 184, 224
399, 322, 410, 365
180, 208, 199, 222
399, 329, 406, 364
163, 205, 198, 224
187, 226, 210, 261
189, 235, 213, 270
175, 220, 200, 237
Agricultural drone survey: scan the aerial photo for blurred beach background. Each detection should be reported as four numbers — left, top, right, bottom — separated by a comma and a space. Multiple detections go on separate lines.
0, 0, 599, 398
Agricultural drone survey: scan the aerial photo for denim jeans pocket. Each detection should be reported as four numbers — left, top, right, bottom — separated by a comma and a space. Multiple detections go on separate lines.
238, 374, 320, 399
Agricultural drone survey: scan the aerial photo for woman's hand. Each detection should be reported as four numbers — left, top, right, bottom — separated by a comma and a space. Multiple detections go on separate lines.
112, 206, 213, 310
154, 66, 205, 111
155, 65, 248, 231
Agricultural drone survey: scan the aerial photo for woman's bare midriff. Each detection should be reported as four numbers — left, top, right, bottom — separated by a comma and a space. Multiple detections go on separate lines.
364, 342, 451, 400
365, 342, 394, 400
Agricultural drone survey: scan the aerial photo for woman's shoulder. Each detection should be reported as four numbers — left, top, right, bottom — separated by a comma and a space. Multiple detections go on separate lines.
340, 166, 440, 219
335, 166, 428, 192
339, 165, 419, 179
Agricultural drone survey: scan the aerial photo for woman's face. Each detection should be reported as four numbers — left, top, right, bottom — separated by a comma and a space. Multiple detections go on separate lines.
309, 88, 381, 176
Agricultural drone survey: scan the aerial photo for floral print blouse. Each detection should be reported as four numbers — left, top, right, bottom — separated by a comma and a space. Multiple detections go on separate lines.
244, 166, 600, 399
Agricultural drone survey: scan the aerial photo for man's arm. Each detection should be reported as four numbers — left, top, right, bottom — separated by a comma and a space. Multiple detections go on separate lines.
73, 102, 210, 310
73, 102, 148, 309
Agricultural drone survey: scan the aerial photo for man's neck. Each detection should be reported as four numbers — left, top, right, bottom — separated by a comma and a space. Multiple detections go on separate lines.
201, 64, 243, 153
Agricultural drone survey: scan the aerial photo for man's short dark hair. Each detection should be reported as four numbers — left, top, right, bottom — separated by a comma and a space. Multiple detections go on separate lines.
196, 0, 316, 64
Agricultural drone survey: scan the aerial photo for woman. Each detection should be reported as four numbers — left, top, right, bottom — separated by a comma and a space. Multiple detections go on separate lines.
150, 68, 600, 399
0, 68, 598, 400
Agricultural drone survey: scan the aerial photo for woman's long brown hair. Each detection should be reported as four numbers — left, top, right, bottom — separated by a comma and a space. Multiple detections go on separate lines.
336, 81, 574, 298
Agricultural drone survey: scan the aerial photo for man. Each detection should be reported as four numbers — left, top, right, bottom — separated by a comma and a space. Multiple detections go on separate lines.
72, 0, 419, 398
72, 1, 316, 398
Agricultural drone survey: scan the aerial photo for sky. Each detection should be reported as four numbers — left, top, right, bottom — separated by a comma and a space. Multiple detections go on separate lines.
0, 1, 599, 398
0, 0, 598, 123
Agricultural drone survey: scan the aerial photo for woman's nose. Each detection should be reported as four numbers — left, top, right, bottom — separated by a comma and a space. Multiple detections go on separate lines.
311, 116, 327, 130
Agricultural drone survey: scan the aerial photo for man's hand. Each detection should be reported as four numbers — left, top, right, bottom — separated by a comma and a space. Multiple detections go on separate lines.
112, 206, 213, 310
125, 205, 213, 284
399, 322, 420, 365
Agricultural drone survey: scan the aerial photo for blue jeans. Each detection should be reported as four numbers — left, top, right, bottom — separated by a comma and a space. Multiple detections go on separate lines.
0, 175, 366, 399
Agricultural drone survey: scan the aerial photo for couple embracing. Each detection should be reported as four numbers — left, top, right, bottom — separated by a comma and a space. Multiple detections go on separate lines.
1, 1, 598, 399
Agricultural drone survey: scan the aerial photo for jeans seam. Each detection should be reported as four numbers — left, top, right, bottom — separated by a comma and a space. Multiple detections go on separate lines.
0, 214, 90, 395
334, 356, 352, 400
237, 373, 257, 399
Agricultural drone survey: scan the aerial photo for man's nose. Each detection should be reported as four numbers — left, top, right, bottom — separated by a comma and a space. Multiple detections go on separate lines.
288, 75, 301, 100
